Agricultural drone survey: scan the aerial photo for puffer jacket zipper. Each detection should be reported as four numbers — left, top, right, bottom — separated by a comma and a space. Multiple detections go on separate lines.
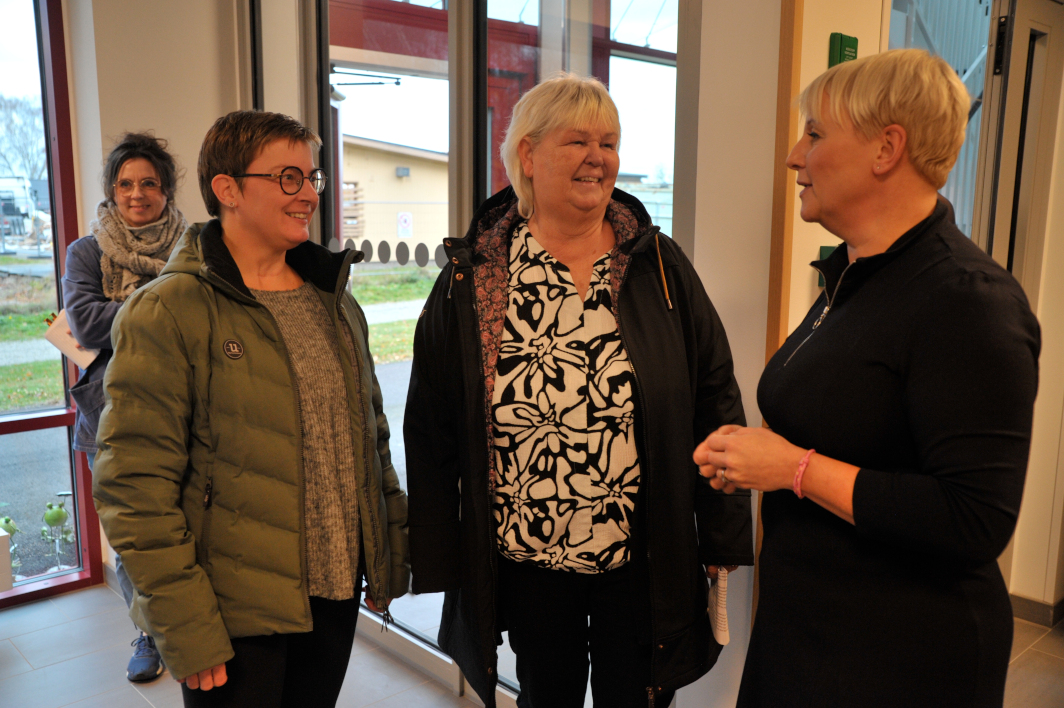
783, 261, 855, 367
203, 267, 313, 627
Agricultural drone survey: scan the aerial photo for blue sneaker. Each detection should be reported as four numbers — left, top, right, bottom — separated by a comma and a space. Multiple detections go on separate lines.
126, 633, 163, 682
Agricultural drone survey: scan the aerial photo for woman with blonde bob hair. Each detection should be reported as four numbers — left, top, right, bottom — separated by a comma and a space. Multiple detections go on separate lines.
407, 73, 754, 707
695, 49, 1040, 707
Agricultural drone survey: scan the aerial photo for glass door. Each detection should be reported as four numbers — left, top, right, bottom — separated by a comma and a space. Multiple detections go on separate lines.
484, 1, 679, 701
970, 0, 1064, 292
329, 0, 451, 653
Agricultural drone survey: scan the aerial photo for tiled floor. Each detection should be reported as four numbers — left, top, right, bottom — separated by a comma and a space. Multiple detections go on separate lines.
1006, 617, 1064, 707
0, 583, 1061, 707
0, 585, 477, 708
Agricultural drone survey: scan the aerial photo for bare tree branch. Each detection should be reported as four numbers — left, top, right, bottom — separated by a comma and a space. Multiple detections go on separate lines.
0, 96, 47, 179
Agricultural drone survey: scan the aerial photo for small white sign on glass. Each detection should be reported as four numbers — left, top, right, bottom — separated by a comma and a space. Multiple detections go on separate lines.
397, 211, 413, 239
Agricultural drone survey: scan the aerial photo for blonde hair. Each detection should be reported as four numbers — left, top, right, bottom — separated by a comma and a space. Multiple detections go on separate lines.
500, 73, 621, 218
799, 48, 969, 189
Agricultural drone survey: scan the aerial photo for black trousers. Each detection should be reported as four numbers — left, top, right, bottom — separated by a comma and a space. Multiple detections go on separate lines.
180, 596, 360, 708
499, 556, 676, 708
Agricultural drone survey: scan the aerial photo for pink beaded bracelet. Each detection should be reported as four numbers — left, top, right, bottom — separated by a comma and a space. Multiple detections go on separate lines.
793, 449, 815, 498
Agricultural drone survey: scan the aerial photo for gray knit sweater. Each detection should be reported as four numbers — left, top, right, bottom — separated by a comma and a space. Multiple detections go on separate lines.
253, 282, 362, 600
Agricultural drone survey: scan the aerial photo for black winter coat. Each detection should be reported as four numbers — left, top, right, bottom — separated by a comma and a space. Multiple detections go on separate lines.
405, 188, 755, 707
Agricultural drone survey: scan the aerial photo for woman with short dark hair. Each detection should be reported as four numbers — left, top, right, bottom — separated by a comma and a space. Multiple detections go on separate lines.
93, 110, 409, 708
62, 130, 186, 683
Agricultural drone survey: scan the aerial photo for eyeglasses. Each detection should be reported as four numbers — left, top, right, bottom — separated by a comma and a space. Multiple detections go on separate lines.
232, 166, 328, 195
114, 178, 162, 196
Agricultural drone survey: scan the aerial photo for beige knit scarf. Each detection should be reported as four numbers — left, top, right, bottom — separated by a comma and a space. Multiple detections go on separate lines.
91, 201, 187, 302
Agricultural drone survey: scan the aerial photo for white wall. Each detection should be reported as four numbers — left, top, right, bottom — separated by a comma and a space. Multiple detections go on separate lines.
1010, 42, 1064, 607
260, 0, 306, 120
675, 0, 780, 704
786, 0, 887, 333
63, 0, 250, 569
66, 0, 247, 230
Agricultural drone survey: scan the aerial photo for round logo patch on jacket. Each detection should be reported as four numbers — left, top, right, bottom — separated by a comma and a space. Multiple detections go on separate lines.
223, 340, 244, 359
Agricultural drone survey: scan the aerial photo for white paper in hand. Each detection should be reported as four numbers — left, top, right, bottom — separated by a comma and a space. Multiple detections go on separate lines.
44, 310, 98, 369
709, 566, 730, 646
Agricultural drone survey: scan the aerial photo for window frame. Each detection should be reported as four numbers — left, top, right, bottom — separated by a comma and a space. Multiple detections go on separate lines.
0, 0, 104, 608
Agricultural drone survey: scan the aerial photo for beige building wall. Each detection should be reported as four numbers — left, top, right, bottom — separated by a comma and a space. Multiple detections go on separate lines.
342, 136, 447, 264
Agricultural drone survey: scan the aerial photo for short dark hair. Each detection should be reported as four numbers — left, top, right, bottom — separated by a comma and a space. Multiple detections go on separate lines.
197, 110, 322, 217
102, 132, 179, 204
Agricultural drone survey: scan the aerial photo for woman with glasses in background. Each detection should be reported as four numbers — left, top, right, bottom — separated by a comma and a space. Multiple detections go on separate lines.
92, 110, 410, 708
62, 131, 187, 684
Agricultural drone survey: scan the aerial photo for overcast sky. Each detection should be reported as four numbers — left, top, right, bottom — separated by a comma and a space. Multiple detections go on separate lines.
0, 0, 43, 100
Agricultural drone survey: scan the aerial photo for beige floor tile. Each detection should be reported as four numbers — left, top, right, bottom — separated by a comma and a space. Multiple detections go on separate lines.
0, 637, 32, 680
0, 598, 68, 640
357, 680, 478, 708
48, 585, 126, 621
338, 647, 429, 708
0, 643, 131, 708
1030, 619, 1064, 660
11, 607, 135, 669
351, 633, 376, 657
1012, 618, 1051, 662
62, 685, 152, 707
130, 669, 185, 708
1004, 649, 1064, 708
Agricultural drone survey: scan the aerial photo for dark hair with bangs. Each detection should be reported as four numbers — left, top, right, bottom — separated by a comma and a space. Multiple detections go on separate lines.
197, 110, 322, 217
102, 132, 179, 205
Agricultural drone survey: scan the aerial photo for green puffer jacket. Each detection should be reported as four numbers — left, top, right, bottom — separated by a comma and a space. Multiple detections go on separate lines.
92, 220, 410, 680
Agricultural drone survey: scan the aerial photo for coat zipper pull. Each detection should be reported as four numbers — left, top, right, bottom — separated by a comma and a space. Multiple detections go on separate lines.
812, 304, 830, 329
647, 686, 656, 707
203, 478, 213, 509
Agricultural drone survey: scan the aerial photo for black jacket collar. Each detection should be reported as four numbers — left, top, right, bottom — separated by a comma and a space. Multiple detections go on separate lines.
198, 218, 364, 299
812, 198, 952, 298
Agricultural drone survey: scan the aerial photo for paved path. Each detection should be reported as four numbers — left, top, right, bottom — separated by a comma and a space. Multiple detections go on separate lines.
360, 298, 425, 325
0, 299, 425, 367
0, 339, 61, 367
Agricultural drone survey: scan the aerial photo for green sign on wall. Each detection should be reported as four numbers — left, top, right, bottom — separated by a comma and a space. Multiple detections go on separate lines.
829, 33, 858, 68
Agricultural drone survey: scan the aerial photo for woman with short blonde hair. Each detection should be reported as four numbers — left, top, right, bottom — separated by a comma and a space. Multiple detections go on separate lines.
407, 72, 753, 707
695, 48, 1039, 707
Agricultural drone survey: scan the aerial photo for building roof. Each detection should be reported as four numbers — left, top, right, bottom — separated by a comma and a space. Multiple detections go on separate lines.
343, 135, 448, 163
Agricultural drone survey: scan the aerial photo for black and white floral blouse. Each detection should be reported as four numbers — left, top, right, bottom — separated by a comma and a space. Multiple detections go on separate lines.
491, 222, 640, 573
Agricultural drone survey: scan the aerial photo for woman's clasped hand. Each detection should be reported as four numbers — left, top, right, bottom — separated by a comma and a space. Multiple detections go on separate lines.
694, 425, 806, 494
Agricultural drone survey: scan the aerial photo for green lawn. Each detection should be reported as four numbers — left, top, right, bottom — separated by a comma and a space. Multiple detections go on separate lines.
367, 319, 417, 365
0, 256, 38, 266
0, 360, 64, 413
349, 269, 438, 305
0, 312, 53, 343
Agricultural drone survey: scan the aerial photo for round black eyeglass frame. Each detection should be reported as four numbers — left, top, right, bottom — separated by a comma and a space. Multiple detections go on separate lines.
232, 166, 328, 195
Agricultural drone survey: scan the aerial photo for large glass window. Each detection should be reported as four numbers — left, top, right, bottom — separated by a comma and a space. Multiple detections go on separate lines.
0, 0, 87, 599
483, 0, 678, 695
331, 2, 682, 702
330, 0, 449, 648
889, 0, 993, 236
486, 0, 678, 235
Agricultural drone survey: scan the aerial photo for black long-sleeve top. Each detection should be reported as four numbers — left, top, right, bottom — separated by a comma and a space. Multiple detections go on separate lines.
738, 201, 1040, 708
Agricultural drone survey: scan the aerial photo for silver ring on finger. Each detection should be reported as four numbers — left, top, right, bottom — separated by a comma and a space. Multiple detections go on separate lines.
720, 469, 729, 484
